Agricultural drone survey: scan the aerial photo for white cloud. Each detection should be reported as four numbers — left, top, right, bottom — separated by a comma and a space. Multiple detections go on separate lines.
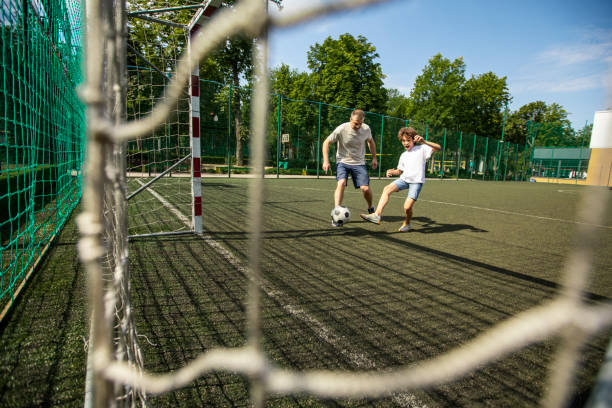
520, 74, 602, 93
538, 41, 612, 66
513, 28, 612, 94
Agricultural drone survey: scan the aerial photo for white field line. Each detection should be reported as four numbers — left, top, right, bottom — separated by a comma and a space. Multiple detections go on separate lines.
139, 181, 425, 407
422, 199, 612, 229
135, 180, 191, 226
297, 187, 612, 230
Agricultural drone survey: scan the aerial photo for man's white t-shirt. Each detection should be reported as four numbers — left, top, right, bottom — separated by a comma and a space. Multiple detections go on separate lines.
326, 122, 373, 166
397, 144, 434, 183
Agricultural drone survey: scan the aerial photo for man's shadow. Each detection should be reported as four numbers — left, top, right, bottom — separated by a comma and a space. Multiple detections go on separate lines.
381, 216, 488, 234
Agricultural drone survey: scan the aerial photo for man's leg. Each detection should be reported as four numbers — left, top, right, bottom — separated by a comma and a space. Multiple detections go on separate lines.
334, 179, 347, 207
353, 165, 374, 212
334, 163, 349, 207
360, 185, 373, 209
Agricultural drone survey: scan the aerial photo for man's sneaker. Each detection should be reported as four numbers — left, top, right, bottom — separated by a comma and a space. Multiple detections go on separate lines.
398, 224, 411, 232
360, 213, 381, 224
368, 207, 375, 214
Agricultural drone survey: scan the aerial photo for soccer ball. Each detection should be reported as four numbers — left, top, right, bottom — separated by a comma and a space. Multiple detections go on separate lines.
331, 206, 350, 225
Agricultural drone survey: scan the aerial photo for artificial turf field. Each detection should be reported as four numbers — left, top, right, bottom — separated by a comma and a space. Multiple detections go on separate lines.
1, 177, 611, 407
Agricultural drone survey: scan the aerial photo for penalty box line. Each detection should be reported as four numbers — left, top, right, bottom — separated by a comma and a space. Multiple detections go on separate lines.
137, 181, 426, 407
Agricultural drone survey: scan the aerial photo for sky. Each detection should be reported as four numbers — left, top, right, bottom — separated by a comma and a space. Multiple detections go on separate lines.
268, 0, 612, 130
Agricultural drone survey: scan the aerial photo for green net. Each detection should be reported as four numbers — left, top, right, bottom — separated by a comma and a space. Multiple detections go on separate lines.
530, 147, 590, 180
196, 80, 530, 181
1, 0, 84, 313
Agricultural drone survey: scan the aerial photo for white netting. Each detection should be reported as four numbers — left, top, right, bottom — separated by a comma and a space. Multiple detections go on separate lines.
125, 2, 194, 237
79, 0, 612, 407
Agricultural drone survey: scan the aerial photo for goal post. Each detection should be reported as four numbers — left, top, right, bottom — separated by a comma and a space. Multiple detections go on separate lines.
188, 0, 223, 234
124, 3, 219, 239
124, 0, 221, 239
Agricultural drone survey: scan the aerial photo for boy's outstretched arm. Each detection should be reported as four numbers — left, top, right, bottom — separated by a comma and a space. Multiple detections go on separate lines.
414, 135, 441, 151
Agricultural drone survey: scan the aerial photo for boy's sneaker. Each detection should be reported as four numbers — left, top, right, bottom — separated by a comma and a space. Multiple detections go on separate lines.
398, 224, 411, 232
368, 207, 375, 214
360, 213, 381, 224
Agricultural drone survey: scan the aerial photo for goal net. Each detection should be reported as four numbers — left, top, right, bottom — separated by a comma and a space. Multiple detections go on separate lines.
79, 0, 612, 407
125, 3, 197, 238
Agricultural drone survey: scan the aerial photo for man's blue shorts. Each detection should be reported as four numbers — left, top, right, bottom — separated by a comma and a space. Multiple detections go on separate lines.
336, 163, 370, 188
393, 179, 423, 201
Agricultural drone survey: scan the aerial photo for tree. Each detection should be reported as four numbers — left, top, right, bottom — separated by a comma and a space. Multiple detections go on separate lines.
458, 72, 511, 139
385, 88, 411, 119
205, 0, 283, 165
574, 123, 592, 148
208, 35, 254, 165
270, 64, 318, 162
271, 63, 314, 100
307, 33, 387, 113
407, 53, 466, 129
505, 101, 574, 146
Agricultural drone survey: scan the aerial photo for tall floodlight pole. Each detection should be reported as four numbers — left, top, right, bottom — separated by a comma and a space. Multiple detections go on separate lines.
496, 101, 508, 181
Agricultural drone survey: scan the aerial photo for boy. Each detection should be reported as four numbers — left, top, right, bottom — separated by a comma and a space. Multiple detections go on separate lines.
360, 127, 440, 232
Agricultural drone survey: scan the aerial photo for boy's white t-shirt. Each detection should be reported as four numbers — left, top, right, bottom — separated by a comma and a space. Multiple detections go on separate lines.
397, 144, 434, 183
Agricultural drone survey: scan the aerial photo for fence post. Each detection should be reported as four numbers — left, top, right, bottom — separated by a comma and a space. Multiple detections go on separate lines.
378, 115, 384, 179
503, 142, 509, 181
483, 137, 489, 180
227, 84, 232, 178
514, 144, 519, 181
276, 94, 282, 179
471, 134, 476, 180
550, 147, 555, 182
494, 140, 500, 181
497, 101, 508, 181
316, 102, 321, 179
456, 131, 462, 180
440, 128, 447, 179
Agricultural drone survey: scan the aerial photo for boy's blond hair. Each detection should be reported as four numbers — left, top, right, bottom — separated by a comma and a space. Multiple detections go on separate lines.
398, 127, 418, 141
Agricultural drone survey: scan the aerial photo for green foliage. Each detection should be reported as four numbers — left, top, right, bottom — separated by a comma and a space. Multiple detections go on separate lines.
307, 33, 387, 113
407, 54, 466, 129
385, 88, 411, 118
505, 101, 575, 146
270, 64, 318, 140
574, 123, 592, 147
458, 72, 510, 139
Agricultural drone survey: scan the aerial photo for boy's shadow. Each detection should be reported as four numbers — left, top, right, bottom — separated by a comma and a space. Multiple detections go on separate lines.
382, 216, 488, 234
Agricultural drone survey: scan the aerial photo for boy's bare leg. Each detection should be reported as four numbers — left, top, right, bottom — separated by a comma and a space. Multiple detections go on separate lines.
374, 183, 399, 216
334, 179, 347, 207
400, 197, 416, 230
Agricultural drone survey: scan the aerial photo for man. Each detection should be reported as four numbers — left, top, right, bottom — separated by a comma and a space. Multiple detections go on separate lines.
322, 109, 378, 227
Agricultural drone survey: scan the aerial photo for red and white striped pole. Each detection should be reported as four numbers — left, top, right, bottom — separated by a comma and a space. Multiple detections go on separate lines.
189, 24, 202, 234
188, 1, 220, 234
